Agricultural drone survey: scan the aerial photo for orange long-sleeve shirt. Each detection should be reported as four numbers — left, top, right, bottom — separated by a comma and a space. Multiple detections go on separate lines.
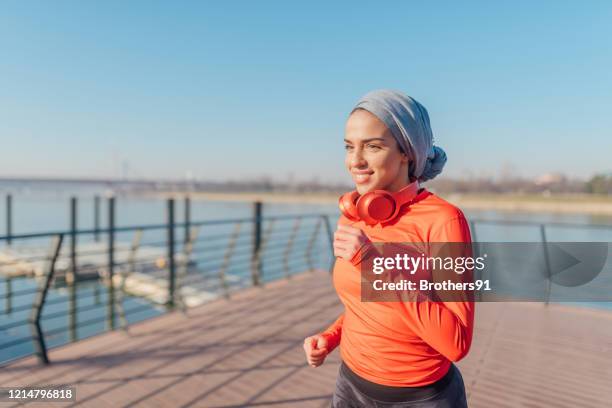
322, 188, 475, 387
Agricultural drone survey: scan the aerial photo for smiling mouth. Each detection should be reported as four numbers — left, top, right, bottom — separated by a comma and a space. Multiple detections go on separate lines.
352, 171, 373, 184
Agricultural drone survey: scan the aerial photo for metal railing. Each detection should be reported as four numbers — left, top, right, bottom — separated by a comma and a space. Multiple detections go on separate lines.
469, 218, 612, 305
0, 198, 336, 366
468, 218, 612, 253
2, 196, 611, 367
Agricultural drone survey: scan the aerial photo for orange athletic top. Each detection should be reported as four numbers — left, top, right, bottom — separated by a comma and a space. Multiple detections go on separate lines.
322, 188, 475, 387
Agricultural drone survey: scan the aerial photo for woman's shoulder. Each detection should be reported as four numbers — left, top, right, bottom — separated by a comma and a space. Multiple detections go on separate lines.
410, 191, 471, 242
406, 189, 468, 224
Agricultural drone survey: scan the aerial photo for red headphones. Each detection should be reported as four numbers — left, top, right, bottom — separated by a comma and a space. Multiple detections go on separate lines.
338, 182, 420, 225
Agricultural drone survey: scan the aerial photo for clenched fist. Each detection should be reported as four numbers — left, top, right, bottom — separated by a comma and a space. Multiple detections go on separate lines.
333, 224, 372, 262
303, 334, 329, 367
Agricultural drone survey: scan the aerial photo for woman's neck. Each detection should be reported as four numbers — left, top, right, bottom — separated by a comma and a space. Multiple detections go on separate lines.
383, 177, 417, 193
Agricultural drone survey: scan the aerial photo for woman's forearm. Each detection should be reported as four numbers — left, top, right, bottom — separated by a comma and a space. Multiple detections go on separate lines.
321, 313, 345, 351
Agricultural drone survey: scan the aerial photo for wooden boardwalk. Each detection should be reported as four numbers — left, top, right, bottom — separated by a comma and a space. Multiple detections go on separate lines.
1, 270, 611, 407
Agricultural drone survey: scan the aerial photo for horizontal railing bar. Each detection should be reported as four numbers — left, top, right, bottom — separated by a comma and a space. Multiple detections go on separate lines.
0, 334, 33, 350
0, 319, 32, 331
38, 298, 150, 322
0, 213, 330, 241
188, 240, 256, 256
0, 286, 40, 299
188, 213, 325, 228
40, 302, 105, 321
471, 218, 612, 230
189, 238, 315, 261
1, 301, 35, 314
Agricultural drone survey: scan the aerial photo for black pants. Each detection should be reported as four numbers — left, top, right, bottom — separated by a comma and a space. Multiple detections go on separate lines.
331, 363, 468, 408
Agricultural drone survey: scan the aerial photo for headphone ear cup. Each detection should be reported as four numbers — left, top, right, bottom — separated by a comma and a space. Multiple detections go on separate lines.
338, 191, 360, 221
357, 191, 396, 225
356, 193, 371, 223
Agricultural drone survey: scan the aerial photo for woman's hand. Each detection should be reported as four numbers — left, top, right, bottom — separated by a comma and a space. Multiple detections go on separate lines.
333, 224, 371, 262
303, 334, 329, 367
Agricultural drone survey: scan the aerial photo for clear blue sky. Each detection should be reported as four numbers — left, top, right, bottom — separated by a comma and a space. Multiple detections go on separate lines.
1, 1, 611, 184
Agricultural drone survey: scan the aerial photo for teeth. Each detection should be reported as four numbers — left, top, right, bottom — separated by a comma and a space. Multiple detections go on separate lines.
354, 174, 370, 183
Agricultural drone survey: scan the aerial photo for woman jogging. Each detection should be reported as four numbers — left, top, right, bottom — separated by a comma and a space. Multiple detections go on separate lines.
303, 89, 474, 407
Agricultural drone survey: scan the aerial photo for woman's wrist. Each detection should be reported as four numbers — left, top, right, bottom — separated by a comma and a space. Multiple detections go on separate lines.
349, 240, 380, 267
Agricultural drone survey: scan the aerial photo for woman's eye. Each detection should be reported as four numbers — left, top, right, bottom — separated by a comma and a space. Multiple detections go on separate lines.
367, 144, 381, 151
344, 145, 353, 151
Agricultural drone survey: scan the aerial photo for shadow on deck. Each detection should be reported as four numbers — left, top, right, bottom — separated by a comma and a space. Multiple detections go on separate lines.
1, 270, 611, 407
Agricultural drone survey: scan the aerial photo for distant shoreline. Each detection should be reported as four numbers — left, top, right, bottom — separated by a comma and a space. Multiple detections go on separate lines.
445, 193, 612, 216
131, 191, 612, 216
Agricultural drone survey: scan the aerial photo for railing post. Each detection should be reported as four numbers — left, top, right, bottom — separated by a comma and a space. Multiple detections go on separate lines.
107, 197, 116, 330
184, 196, 191, 246
69, 197, 78, 283
321, 215, 335, 273
68, 286, 77, 342
5, 277, 12, 314
470, 220, 478, 244
167, 198, 176, 308
68, 197, 77, 341
94, 195, 100, 242
251, 201, 262, 286
540, 224, 552, 306
30, 234, 64, 365
6, 194, 12, 246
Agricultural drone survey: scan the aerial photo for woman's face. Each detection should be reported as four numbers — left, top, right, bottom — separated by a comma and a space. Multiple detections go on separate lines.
344, 109, 410, 194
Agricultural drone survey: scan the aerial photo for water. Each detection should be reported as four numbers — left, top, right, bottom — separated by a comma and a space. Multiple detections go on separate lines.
1, 185, 611, 364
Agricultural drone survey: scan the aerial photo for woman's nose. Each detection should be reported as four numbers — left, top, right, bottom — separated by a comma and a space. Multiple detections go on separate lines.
350, 148, 367, 167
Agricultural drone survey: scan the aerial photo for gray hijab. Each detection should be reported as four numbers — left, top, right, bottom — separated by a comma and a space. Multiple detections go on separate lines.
352, 89, 447, 182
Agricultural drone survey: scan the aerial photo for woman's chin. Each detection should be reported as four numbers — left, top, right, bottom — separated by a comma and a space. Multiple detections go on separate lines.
355, 182, 379, 195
